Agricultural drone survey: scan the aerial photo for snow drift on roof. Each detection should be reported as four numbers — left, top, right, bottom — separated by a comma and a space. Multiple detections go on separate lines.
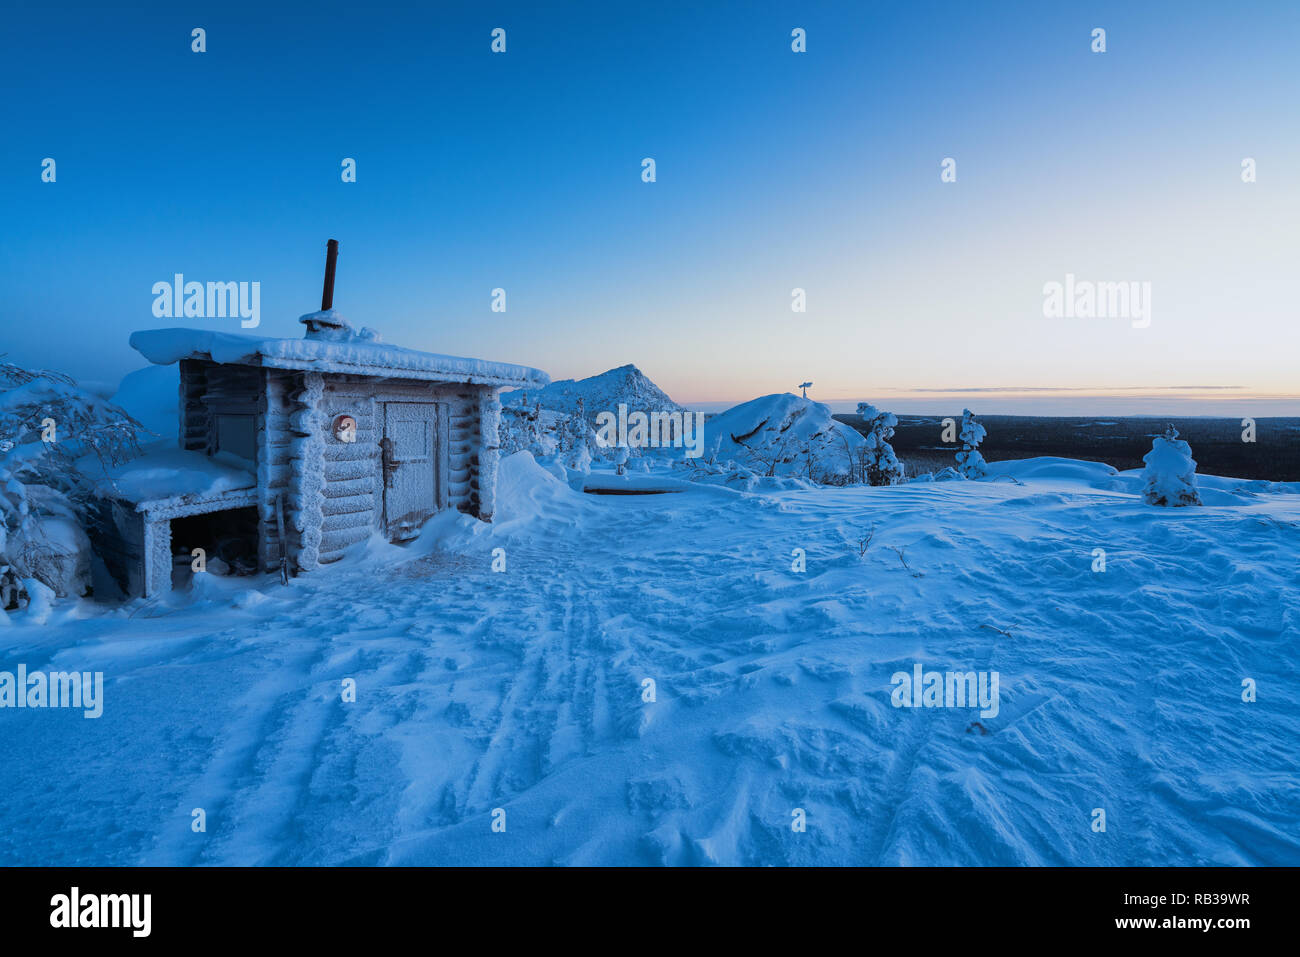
129, 327, 549, 389
81, 442, 255, 506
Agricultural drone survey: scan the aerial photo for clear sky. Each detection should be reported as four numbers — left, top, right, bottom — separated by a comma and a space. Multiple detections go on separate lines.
2, 0, 1297, 415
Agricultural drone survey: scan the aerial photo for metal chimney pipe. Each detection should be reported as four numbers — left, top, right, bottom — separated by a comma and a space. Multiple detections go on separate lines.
321, 239, 339, 310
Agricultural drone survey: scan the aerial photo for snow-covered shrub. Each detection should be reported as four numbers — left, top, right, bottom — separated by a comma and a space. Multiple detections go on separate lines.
0, 360, 144, 606
565, 438, 593, 474
500, 398, 546, 457
671, 456, 806, 492
912, 466, 963, 483
501, 398, 607, 473
0, 475, 92, 604
563, 397, 597, 474
954, 408, 988, 479
1141, 425, 1202, 507
856, 403, 904, 486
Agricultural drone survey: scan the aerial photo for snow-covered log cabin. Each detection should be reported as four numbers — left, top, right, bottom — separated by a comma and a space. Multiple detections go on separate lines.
91, 242, 548, 599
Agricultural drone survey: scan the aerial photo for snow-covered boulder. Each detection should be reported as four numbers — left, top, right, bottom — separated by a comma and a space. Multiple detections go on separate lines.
707, 393, 865, 484
1141, 426, 1202, 507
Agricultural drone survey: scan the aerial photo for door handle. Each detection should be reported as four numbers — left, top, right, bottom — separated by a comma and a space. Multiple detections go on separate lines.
379, 437, 399, 488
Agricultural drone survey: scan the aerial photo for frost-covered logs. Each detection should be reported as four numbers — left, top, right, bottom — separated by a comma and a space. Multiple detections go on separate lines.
287, 372, 327, 569
477, 390, 502, 521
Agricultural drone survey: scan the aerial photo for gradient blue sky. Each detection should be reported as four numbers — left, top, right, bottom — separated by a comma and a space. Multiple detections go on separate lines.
3, 0, 1297, 414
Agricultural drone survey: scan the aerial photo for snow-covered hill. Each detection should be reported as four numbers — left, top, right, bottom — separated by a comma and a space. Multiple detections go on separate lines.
503, 364, 683, 418
3, 453, 1296, 865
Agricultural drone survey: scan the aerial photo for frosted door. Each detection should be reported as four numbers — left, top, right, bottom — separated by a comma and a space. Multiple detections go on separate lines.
382, 402, 443, 540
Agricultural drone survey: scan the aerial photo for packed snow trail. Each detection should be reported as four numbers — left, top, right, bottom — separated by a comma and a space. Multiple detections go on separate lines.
1, 454, 1297, 865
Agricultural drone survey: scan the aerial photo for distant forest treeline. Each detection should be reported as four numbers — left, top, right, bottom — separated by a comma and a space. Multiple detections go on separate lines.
833, 415, 1300, 483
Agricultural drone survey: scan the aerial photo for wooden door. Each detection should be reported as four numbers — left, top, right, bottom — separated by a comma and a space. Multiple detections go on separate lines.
381, 402, 446, 541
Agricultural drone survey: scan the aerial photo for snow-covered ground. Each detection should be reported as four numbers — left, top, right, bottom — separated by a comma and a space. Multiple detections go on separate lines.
2, 453, 1297, 865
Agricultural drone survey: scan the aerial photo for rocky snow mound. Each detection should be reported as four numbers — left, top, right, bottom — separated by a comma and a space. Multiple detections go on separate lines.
705, 393, 866, 484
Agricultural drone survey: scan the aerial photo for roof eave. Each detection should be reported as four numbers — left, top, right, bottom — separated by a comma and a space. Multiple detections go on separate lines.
254, 355, 548, 389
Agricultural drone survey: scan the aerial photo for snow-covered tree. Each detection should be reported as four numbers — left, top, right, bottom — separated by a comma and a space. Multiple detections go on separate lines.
500, 394, 609, 474
499, 401, 546, 456
1141, 425, 1202, 507
954, 408, 988, 479
563, 398, 592, 472
565, 438, 593, 474
562, 401, 594, 473
0, 360, 145, 607
856, 403, 904, 486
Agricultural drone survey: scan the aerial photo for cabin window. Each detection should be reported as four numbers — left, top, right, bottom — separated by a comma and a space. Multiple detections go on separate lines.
215, 413, 257, 464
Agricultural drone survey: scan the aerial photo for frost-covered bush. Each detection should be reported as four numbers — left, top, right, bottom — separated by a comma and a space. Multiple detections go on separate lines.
671, 457, 808, 492
562, 397, 596, 474
912, 466, 963, 483
0, 360, 145, 607
0, 474, 92, 607
500, 398, 608, 473
856, 403, 904, 486
500, 402, 547, 457
1141, 425, 1202, 507
954, 408, 988, 479
565, 438, 593, 474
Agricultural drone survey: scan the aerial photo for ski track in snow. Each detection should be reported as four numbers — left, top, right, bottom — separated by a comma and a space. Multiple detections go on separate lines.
2, 457, 1298, 866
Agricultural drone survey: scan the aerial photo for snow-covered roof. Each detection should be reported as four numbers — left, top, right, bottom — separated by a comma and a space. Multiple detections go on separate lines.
130, 318, 549, 389
82, 443, 257, 514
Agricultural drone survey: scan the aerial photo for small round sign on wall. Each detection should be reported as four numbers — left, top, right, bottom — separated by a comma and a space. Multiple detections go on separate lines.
332, 414, 357, 444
